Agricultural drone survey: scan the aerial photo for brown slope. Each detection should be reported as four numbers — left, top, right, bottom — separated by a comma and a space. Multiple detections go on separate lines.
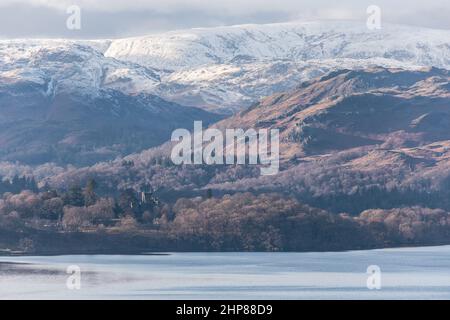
214, 66, 450, 161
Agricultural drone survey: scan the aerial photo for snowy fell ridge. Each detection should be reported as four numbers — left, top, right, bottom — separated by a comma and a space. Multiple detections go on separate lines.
0, 39, 160, 97
104, 20, 450, 71
105, 20, 450, 111
1, 20, 450, 112
0, 40, 220, 166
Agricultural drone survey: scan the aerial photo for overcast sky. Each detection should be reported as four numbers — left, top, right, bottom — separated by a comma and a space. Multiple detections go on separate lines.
0, 0, 449, 39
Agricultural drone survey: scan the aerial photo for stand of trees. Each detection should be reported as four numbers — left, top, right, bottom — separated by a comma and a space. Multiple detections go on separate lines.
0, 175, 38, 194
0, 177, 161, 232
163, 193, 450, 251
1, 175, 450, 252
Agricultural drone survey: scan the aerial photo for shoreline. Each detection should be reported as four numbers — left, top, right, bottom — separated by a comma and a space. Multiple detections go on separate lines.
1, 243, 449, 258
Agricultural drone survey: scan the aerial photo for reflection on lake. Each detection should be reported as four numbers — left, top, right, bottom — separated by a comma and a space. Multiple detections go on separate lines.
1, 246, 450, 299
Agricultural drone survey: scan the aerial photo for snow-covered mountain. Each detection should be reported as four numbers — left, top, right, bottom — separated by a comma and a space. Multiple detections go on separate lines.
105, 20, 450, 71
0, 40, 161, 97
0, 40, 220, 165
1, 20, 450, 114
102, 20, 450, 111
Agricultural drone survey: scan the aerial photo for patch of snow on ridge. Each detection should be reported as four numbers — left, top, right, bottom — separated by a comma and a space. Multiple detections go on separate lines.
104, 20, 450, 71
1, 21, 449, 112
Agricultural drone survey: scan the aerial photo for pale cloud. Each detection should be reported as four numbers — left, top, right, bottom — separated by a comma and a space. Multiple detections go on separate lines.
0, 0, 448, 39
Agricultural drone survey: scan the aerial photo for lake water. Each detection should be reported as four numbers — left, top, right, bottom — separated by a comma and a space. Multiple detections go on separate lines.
1, 246, 450, 299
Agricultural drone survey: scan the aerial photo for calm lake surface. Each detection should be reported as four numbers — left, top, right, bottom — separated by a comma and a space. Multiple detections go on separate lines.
1, 246, 450, 299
